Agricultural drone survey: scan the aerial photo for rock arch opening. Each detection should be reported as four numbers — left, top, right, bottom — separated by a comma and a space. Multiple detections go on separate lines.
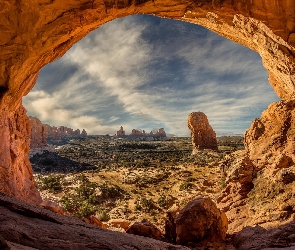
24, 15, 278, 138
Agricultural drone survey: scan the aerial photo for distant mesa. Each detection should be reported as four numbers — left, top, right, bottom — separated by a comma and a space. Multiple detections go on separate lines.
29, 116, 87, 149
116, 126, 166, 139
187, 112, 218, 153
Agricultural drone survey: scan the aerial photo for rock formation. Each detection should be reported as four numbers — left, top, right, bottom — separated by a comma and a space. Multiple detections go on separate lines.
174, 198, 228, 248
0, 193, 188, 250
116, 126, 126, 137
126, 219, 164, 241
29, 116, 88, 149
0, 1, 294, 245
117, 127, 167, 138
245, 100, 295, 169
81, 129, 87, 137
188, 112, 218, 152
29, 116, 47, 149
215, 100, 295, 233
0, 107, 42, 205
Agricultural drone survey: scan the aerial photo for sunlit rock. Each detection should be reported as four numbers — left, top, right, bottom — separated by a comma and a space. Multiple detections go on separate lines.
188, 112, 218, 152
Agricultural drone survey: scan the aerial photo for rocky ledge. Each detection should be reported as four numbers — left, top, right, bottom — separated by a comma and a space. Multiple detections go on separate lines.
0, 193, 188, 250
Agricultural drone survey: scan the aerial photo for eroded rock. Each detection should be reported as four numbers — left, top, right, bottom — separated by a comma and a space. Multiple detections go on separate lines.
126, 219, 164, 241
29, 116, 48, 149
175, 198, 228, 247
245, 100, 295, 169
188, 112, 218, 152
0, 193, 189, 250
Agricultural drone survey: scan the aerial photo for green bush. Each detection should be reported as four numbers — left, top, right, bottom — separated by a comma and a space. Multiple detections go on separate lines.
179, 182, 192, 191
76, 202, 97, 218
41, 175, 63, 193
96, 209, 110, 221
157, 194, 167, 208
140, 197, 154, 212
99, 183, 123, 199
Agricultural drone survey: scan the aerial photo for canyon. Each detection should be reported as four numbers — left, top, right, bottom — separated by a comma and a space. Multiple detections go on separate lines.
0, 0, 295, 249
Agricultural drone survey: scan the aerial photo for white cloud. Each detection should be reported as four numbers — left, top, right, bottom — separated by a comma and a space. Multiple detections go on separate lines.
23, 15, 279, 137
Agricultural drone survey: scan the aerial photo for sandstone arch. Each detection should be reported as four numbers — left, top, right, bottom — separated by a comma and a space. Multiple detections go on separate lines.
0, 0, 295, 204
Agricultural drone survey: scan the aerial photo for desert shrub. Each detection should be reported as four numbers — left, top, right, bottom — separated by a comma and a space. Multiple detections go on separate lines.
96, 209, 110, 221
76, 202, 97, 218
221, 177, 226, 189
157, 194, 167, 208
99, 183, 123, 199
179, 181, 192, 191
76, 182, 97, 199
60, 194, 80, 212
140, 197, 154, 212
41, 175, 63, 193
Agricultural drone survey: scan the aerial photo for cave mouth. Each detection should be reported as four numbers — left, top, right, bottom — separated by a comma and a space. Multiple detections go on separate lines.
23, 14, 279, 222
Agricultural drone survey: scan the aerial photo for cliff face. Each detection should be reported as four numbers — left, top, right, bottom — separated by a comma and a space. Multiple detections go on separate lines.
29, 116, 47, 149
29, 116, 88, 150
0, 107, 41, 205
0, 0, 294, 213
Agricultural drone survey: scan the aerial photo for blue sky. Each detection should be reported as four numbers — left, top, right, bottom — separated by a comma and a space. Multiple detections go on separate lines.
23, 15, 279, 136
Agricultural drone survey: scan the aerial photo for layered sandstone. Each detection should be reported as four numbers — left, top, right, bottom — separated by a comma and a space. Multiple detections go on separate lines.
29, 116, 47, 149
245, 100, 295, 169
188, 112, 218, 152
30, 116, 88, 148
0, 107, 42, 205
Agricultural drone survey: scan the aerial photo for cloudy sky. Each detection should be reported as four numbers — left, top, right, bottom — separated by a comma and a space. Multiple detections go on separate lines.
23, 15, 279, 136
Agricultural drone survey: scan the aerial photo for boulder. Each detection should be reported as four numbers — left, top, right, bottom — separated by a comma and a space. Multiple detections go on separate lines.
108, 219, 131, 231
39, 199, 65, 215
126, 219, 163, 241
165, 204, 181, 243
83, 215, 109, 229
188, 112, 218, 152
175, 198, 228, 246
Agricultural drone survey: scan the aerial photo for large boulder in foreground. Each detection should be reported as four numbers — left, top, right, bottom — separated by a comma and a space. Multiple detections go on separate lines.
188, 112, 218, 153
175, 198, 228, 247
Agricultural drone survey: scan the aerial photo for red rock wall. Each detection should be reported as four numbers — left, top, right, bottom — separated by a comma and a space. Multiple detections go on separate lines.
29, 116, 47, 149
0, 106, 41, 205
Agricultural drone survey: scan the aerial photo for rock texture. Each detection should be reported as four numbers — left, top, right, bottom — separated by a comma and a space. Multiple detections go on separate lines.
217, 149, 295, 234
0, 107, 41, 205
175, 198, 228, 247
245, 100, 295, 169
0, 193, 189, 250
217, 151, 255, 233
126, 219, 164, 241
29, 116, 47, 149
188, 112, 218, 152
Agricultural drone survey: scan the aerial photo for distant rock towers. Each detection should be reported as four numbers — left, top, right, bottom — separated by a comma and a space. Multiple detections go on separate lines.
188, 112, 218, 153
116, 126, 125, 137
